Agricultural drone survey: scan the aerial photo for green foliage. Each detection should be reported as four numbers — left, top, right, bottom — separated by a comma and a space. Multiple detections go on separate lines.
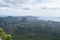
6, 34, 12, 40
0, 28, 12, 40
0, 28, 4, 36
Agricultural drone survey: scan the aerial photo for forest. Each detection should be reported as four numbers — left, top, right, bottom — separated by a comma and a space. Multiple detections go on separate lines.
0, 16, 60, 40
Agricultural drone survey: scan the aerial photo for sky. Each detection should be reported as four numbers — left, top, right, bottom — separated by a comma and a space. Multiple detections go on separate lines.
0, 0, 60, 17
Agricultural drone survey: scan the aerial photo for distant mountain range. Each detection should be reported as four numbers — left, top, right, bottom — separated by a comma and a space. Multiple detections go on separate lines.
1, 16, 60, 22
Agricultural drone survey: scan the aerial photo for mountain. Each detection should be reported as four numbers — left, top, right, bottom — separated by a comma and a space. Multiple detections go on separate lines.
0, 16, 60, 40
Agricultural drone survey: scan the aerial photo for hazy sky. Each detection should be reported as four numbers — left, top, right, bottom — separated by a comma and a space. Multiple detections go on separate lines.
0, 0, 60, 17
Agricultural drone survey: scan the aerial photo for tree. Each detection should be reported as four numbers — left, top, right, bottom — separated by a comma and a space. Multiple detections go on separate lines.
0, 28, 12, 40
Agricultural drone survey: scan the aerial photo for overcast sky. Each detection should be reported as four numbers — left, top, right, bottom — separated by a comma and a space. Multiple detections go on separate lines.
0, 0, 60, 17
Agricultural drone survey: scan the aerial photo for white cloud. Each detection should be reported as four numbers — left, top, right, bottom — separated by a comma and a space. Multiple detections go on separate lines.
0, 8, 60, 17
0, 0, 60, 9
0, 0, 60, 17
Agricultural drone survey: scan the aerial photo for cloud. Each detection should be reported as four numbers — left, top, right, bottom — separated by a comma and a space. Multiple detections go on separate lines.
36, 0, 60, 9
0, 0, 60, 10
3, 0, 34, 8
0, 8, 60, 17
0, 0, 60, 17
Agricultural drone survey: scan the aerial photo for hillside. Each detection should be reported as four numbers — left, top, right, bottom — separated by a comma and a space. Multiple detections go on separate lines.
0, 16, 60, 40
